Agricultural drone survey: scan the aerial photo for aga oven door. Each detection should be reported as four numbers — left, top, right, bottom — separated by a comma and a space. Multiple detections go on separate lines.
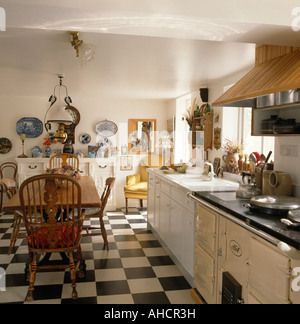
248, 237, 291, 304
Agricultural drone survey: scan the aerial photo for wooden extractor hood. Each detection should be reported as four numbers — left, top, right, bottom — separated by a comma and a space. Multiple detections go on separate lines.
213, 45, 300, 107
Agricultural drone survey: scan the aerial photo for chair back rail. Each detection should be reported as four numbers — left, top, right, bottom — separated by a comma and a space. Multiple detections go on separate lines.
49, 153, 80, 170
0, 162, 18, 181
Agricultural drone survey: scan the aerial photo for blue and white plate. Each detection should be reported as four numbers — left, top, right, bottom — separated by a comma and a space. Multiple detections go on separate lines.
31, 146, 43, 158
95, 120, 118, 137
79, 133, 91, 145
16, 118, 43, 138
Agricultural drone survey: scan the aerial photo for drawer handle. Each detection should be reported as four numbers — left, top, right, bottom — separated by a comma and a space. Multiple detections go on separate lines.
28, 166, 38, 170
99, 165, 107, 169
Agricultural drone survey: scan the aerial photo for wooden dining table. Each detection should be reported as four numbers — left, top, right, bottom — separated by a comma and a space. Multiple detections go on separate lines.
3, 176, 102, 213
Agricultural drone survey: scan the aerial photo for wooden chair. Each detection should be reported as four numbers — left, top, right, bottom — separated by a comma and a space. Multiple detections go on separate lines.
19, 174, 85, 302
0, 162, 18, 212
49, 153, 80, 170
83, 177, 115, 251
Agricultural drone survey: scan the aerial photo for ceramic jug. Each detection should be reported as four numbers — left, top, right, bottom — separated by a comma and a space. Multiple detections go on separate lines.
269, 171, 292, 196
263, 171, 292, 196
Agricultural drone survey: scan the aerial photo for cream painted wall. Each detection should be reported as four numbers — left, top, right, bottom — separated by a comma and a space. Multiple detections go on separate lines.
0, 94, 169, 208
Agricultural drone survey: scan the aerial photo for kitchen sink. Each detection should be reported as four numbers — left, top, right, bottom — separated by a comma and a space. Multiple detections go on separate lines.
178, 178, 239, 187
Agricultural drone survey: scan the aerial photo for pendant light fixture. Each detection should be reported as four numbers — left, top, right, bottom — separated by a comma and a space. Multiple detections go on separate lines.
44, 75, 74, 143
69, 31, 96, 67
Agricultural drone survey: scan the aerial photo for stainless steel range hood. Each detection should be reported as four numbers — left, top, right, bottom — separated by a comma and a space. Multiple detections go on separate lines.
213, 45, 300, 108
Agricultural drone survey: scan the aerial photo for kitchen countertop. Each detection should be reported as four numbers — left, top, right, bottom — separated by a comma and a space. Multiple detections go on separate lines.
148, 168, 240, 192
194, 191, 300, 250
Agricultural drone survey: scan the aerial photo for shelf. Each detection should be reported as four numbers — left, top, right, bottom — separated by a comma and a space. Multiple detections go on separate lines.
252, 105, 300, 137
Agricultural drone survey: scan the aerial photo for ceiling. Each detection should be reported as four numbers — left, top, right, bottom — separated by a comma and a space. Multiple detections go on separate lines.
1, 0, 300, 100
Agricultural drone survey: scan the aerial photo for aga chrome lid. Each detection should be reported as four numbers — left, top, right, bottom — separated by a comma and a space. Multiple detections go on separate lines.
250, 196, 300, 210
288, 209, 300, 223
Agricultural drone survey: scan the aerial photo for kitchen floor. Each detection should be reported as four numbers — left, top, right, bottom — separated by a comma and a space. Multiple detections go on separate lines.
0, 208, 195, 304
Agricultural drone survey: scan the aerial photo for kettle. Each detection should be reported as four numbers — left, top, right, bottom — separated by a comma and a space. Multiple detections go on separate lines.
236, 183, 262, 199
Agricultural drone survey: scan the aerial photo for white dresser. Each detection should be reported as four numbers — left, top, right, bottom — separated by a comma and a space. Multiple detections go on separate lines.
15, 158, 116, 208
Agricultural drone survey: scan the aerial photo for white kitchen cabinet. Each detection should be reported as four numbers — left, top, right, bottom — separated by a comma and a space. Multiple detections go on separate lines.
90, 160, 115, 208
159, 191, 171, 243
16, 158, 116, 208
147, 184, 155, 228
147, 171, 195, 286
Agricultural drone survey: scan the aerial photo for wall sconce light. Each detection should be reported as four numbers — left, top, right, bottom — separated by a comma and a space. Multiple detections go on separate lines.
69, 31, 96, 66
44, 75, 74, 143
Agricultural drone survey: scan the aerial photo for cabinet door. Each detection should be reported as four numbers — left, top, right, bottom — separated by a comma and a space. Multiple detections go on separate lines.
196, 205, 218, 257
194, 244, 217, 304
248, 237, 291, 304
159, 191, 170, 243
148, 184, 155, 228
154, 189, 161, 232
169, 200, 184, 262
183, 210, 195, 277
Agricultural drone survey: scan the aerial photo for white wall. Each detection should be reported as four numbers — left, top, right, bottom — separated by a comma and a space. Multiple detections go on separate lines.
0, 94, 169, 208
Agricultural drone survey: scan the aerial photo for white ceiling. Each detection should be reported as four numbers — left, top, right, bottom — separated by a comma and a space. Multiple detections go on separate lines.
1, 0, 300, 99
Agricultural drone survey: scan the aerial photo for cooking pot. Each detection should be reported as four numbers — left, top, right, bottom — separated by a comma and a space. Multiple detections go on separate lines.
244, 195, 300, 217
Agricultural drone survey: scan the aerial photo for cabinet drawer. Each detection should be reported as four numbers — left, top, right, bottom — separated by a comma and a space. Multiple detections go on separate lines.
161, 180, 171, 195
148, 174, 156, 186
79, 163, 89, 176
20, 163, 44, 174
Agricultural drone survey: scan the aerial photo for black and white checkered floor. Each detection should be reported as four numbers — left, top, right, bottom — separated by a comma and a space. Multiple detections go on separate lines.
0, 208, 195, 304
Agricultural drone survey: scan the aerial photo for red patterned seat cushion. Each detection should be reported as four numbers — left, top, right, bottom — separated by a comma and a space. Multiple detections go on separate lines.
27, 225, 79, 248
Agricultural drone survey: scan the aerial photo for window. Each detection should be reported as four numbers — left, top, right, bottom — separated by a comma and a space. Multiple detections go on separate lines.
222, 85, 275, 158
222, 106, 274, 157
174, 94, 192, 163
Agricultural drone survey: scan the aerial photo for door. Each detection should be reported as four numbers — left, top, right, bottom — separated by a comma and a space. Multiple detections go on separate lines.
147, 184, 155, 228
248, 237, 291, 304
194, 244, 217, 304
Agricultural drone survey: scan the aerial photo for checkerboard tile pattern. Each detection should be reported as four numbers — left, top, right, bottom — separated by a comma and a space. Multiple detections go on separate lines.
0, 208, 195, 304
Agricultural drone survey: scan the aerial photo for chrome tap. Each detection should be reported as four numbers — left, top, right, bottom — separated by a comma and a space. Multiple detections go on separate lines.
205, 162, 216, 181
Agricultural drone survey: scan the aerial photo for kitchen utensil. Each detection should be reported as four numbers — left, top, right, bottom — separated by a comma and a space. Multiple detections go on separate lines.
249, 153, 257, 173
244, 195, 300, 216
259, 151, 272, 172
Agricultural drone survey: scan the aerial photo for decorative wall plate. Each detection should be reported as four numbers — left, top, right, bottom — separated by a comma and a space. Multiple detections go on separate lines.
95, 120, 118, 137
79, 133, 91, 144
0, 138, 12, 154
16, 118, 43, 138
30, 146, 43, 158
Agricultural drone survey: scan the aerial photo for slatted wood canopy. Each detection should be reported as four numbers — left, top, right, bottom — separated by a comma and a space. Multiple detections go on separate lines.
213, 45, 300, 107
